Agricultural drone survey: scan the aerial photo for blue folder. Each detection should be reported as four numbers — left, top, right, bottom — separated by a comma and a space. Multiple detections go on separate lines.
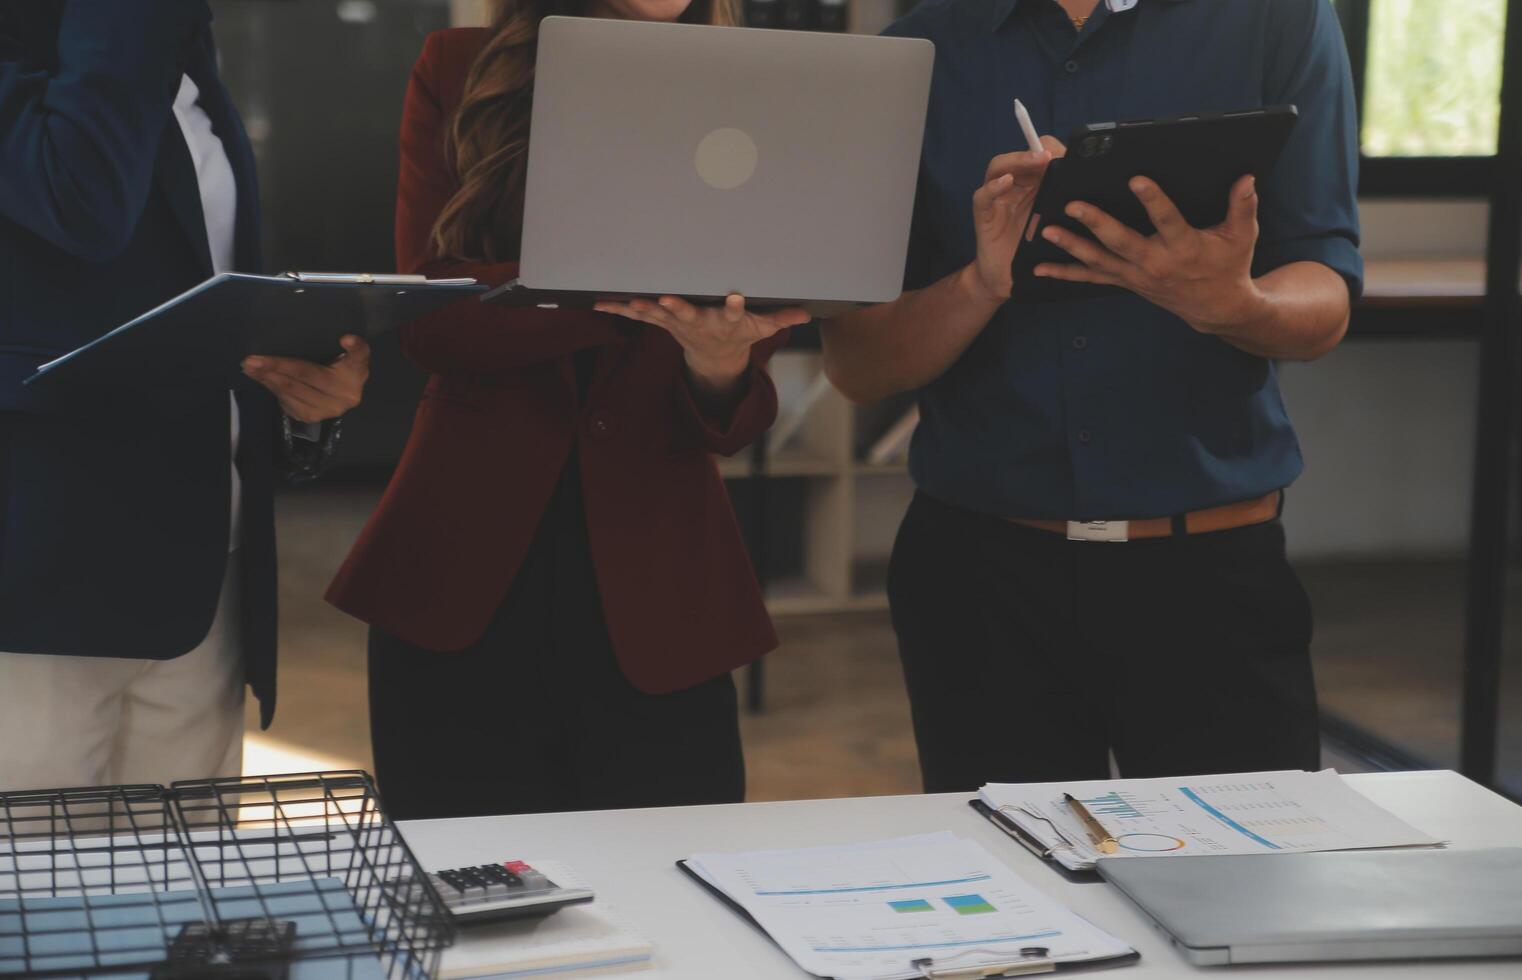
25, 272, 487, 387
0, 877, 388, 978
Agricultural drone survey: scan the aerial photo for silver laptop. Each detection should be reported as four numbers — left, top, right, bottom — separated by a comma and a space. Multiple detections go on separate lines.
1098, 848, 1522, 965
486, 17, 933, 311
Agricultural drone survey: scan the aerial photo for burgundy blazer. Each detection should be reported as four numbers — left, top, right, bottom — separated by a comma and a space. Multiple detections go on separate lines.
326, 28, 781, 693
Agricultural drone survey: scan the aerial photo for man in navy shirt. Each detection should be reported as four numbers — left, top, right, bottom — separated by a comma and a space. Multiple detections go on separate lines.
823, 0, 1360, 790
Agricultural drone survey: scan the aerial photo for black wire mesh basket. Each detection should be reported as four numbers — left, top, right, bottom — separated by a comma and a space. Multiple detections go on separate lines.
0, 771, 454, 979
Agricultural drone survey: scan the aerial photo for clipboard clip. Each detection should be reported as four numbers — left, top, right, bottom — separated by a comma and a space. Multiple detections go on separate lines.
913, 946, 1055, 979
1002, 805, 1080, 853
283, 271, 430, 285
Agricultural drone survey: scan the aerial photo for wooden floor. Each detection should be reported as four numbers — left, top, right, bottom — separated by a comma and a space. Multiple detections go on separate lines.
249, 487, 1522, 802
245, 486, 925, 800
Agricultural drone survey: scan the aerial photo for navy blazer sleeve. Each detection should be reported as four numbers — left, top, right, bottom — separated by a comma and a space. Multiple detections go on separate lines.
0, 0, 210, 261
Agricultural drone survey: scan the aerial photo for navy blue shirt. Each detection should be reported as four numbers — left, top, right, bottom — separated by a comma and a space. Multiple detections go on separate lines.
885, 0, 1362, 520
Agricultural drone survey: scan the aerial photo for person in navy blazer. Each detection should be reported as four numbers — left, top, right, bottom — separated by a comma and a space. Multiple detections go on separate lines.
0, 0, 369, 790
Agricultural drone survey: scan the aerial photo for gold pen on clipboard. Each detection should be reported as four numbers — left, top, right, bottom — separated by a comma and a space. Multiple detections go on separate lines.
1063, 793, 1119, 855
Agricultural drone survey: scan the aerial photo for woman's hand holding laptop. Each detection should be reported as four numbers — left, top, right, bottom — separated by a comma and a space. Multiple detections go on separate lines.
596, 294, 809, 403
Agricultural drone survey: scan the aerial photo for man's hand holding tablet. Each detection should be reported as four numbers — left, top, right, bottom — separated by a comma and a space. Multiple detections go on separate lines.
996, 102, 1346, 361
1035, 173, 1267, 338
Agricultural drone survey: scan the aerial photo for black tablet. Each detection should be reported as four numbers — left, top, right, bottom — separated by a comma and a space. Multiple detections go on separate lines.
1010, 104, 1299, 302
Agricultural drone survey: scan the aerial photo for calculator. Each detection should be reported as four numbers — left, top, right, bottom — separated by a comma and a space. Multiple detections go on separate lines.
424, 860, 594, 925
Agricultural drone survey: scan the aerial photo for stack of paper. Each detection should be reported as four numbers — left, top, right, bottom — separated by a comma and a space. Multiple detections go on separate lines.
684, 833, 1136, 979
979, 769, 1441, 872
438, 862, 653, 980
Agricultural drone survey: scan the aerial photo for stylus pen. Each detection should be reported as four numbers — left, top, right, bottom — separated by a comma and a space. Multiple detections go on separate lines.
1063, 792, 1120, 855
1013, 98, 1043, 153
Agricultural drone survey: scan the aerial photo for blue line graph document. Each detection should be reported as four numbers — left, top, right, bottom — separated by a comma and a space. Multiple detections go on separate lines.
685, 834, 1134, 979
979, 770, 1441, 872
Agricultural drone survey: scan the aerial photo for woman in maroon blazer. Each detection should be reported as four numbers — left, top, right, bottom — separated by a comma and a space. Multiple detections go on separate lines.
326, 0, 808, 819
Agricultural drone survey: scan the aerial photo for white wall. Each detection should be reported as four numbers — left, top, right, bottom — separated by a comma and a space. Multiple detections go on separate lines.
1280, 199, 1489, 561
1360, 199, 1490, 258
1279, 340, 1479, 560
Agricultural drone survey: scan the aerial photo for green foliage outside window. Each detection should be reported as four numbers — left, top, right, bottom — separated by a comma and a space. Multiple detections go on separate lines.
1359, 0, 1506, 156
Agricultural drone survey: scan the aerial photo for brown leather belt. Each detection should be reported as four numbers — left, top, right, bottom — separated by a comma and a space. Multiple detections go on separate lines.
1009, 491, 1283, 542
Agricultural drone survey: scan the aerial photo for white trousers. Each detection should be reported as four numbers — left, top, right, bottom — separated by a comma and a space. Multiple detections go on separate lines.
0, 556, 245, 792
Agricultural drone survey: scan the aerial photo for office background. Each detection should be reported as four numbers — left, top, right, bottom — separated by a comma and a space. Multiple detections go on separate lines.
209, 0, 1522, 800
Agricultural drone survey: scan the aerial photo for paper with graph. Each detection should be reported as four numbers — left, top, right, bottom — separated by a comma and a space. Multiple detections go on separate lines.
980, 769, 1441, 872
685, 833, 1134, 979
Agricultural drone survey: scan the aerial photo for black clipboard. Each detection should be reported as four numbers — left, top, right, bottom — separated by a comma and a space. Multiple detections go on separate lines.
1010, 105, 1298, 303
969, 800, 1100, 884
676, 859, 1139, 978
24, 272, 486, 387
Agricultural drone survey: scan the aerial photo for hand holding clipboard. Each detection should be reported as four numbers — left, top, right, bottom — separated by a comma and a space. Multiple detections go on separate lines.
26, 271, 485, 389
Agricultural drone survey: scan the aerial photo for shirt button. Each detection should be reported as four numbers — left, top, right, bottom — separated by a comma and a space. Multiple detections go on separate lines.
1072, 335, 1088, 350
1078, 428, 1092, 445
1065, 60, 1080, 73
588, 410, 614, 440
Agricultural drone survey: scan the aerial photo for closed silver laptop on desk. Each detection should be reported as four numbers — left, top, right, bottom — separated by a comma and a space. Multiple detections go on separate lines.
507, 16, 933, 307
1098, 848, 1522, 965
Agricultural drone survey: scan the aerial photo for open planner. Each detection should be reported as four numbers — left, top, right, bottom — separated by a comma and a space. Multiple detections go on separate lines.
680, 833, 1138, 979
974, 770, 1441, 874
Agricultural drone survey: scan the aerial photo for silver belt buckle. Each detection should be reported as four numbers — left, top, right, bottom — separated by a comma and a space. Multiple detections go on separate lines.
1066, 520, 1129, 542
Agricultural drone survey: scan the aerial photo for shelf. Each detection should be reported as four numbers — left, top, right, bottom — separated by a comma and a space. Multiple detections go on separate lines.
1360, 258, 1488, 308
715, 455, 754, 479
720, 457, 909, 478
766, 576, 890, 616
767, 454, 849, 477
851, 557, 891, 598
853, 461, 909, 476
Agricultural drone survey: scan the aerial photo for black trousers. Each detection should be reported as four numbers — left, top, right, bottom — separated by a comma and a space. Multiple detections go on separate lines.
888, 492, 1319, 793
368, 458, 745, 820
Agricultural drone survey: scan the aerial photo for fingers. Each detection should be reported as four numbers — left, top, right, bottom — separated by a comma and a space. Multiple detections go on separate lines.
1129, 177, 1190, 244
598, 295, 807, 341
337, 334, 372, 369
658, 295, 702, 324
1224, 174, 1258, 241
984, 148, 1053, 187
1064, 201, 1148, 262
722, 293, 745, 323
244, 367, 350, 423
1041, 135, 1068, 159
972, 172, 1016, 222
1039, 224, 1130, 280
242, 355, 332, 392
765, 305, 813, 329
593, 301, 641, 320
1032, 261, 1124, 287
595, 299, 672, 328
243, 351, 364, 416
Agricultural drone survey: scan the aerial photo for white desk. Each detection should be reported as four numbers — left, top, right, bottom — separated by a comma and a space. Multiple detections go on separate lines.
398, 771, 1522, 978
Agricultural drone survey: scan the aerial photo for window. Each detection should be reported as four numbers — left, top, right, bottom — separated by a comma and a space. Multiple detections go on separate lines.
1359, 0, 1506, 156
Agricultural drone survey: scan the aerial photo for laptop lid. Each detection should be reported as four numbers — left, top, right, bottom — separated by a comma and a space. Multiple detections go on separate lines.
520, 17, 933, 304
1098, 849, 1522, 965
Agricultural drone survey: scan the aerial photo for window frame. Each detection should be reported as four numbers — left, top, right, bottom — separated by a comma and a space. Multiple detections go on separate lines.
1337, 0, 1505, 197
